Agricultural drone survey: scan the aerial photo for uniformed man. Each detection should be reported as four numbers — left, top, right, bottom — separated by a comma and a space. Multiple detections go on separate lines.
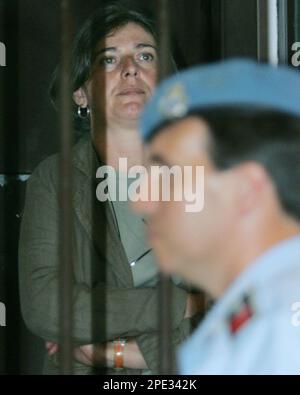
134, 59, 300, 374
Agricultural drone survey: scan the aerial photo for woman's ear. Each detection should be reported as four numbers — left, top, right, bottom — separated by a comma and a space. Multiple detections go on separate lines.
73, 87, 88, 108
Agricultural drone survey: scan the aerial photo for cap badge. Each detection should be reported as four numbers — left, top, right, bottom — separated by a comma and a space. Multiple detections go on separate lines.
158, 83, 188, 119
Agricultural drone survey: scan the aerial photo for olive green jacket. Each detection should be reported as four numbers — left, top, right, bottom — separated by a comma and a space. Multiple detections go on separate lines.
19, 134, 195, 375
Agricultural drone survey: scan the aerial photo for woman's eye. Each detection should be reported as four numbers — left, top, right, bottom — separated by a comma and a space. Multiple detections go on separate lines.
138, 52, 155, 62
99, 56, 116, 66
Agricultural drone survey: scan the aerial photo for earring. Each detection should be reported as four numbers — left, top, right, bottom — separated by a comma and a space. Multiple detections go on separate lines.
77, 106, 90, 119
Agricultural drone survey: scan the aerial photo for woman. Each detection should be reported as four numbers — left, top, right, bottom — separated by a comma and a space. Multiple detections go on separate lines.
19, 3, 203, 375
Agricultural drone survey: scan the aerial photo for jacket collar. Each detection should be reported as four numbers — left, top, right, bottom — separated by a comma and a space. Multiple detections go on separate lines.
71, 134, 133, 287
72, 133, 99, 178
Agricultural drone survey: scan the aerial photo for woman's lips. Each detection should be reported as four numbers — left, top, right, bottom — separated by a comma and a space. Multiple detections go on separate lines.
118, 88, 145, 95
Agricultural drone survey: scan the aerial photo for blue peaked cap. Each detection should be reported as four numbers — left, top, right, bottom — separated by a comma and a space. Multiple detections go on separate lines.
140, 59, 300, 141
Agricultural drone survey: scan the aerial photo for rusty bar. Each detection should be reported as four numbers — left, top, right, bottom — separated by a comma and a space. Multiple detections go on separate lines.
59, 0, 73, 375
157, 0, 173, 375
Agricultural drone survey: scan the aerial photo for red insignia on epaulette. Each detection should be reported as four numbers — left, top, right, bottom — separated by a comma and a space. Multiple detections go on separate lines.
229, 296, 253, 334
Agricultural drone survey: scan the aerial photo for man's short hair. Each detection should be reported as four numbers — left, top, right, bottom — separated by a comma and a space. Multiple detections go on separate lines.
188, 106, 300, 221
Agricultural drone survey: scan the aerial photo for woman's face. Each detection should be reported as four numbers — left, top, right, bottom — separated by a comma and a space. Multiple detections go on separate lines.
74, 22, 158, 129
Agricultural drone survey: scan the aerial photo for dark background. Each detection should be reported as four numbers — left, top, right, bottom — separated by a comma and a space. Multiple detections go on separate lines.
0, 0, 295, 374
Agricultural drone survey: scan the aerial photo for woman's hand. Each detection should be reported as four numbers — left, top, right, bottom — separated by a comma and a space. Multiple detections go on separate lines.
123, 340, 148, 370
73, 344, 106, 366
46, 341, 59, 356
46, 342, 106, 367
45, 339, 148, 370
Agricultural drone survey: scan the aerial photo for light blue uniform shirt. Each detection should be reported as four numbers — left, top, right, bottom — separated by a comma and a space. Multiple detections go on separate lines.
179, 236, 300, 374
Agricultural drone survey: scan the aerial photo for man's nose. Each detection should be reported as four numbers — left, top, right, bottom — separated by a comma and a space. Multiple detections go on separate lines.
121, 56, 139, 78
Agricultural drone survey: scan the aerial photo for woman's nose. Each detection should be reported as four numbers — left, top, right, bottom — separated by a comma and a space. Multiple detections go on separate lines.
121, 56, 139, 78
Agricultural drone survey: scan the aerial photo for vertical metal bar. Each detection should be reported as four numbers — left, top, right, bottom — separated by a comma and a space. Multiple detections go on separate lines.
257, 0, 279, 64
157, 0, 173, 375
220, 0, 226, 59
158, 274, 173, 374
2, 0, 21, 374
257, 0, 269, 61
268, 0, 279, 65
294, 0, 300, 42
59, 0, 73, 375
278, 0, 290, 65
267, 0, 279, 64
158, 0, 172, 78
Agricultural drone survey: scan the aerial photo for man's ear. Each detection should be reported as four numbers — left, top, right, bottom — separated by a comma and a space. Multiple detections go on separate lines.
73, 87, 88, 108
235, 162, 268, 214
